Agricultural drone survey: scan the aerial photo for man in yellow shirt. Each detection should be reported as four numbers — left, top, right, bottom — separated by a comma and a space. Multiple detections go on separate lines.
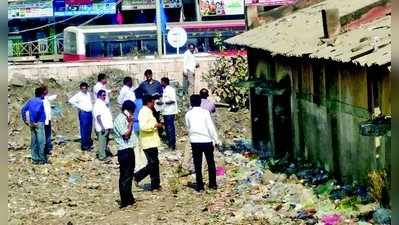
134, 95, 163, 190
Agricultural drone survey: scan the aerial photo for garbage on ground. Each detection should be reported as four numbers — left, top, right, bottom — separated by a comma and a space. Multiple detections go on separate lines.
372, 208, 391, 224
320, 214, 343, 225
68, 173, 81, 185
8, 75, 390, 225
215, 166, 225, 176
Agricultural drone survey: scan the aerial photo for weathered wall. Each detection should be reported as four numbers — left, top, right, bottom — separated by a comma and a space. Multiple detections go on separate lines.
248, 48, 391, 184
8, 56, 217, 93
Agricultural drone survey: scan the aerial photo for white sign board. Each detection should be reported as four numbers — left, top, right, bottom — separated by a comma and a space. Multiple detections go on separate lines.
167, 27, 187, 49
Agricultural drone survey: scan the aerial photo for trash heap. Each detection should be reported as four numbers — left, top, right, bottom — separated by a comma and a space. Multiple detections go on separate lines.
204, 142, 391, 225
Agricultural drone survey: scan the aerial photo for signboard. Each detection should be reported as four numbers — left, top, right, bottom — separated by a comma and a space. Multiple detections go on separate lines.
244, 0, 295, 6
122, 0, 182, 10
54, 0, 116, 16
8, 0, 53, 19
200, 0, 244, 16
167, 27, 187, 49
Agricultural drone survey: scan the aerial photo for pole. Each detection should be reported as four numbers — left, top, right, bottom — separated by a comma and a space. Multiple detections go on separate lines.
156, 0, 163, 56
163, 33, 166, 55
195, 0, 202, 21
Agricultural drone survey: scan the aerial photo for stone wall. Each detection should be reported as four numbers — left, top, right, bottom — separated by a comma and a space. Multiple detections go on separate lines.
8, 56, 218, 94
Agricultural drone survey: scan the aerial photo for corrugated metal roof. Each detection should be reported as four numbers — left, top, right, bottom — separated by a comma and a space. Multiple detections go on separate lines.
226, 0, 391, 67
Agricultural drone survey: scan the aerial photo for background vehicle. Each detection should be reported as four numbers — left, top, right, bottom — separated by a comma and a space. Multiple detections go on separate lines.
63, 20, 245, 61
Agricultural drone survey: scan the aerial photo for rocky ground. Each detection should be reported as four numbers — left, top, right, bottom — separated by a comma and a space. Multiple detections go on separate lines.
8, 74, 388, 225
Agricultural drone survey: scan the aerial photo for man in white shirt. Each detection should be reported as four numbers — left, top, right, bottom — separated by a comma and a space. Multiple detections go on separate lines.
160, 77, 177, 150
185, 94, 220, 192
183, 43, 199, 96
93, 90, 114, 161
93, 73, 111, 106
117, 76, 136, 106
42, 85, 57, 155
69, 82, 94, 151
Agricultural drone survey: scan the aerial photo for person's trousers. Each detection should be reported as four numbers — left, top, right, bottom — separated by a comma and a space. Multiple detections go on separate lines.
134, 148, 160, 189
78, 110, 93, 150
44, 121, 53, 154
163, 115, 176, 149
117, 148, 135, 207
183, 71, 195, 96
153, 110, 164, 139
96, 129, 112, 160
191, 142, 217, 191
30, 122, 47, 164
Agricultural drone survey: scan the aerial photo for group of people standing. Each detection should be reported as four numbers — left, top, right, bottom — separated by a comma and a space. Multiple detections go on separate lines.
21, 66, 221, 209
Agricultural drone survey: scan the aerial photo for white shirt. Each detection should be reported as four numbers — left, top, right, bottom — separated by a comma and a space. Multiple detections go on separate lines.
93, 82, 111, 104
185, 107, 219, 144
44, 95, 57, 125
161, 85, 177, 115
68, 91, 93, 112
93, 99, 113, 132
183, 50, 196, 73
117, 85, 136, 105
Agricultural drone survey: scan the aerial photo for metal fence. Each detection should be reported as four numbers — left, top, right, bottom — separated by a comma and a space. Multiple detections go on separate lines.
8, 36, 63, 58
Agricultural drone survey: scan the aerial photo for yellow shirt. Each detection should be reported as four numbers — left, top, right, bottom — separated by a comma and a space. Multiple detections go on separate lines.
138, 106, 161, 149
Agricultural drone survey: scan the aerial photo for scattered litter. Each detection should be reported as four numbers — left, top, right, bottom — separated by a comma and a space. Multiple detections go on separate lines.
373, 208, 391, 225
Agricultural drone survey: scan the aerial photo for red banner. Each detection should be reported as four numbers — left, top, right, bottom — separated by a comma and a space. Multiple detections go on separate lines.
245, 0, 295, 6
66, 0, 93, 5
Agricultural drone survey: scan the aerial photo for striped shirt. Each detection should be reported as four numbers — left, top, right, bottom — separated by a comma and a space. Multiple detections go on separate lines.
113, 113, 137, 151
201, 99, 216, 113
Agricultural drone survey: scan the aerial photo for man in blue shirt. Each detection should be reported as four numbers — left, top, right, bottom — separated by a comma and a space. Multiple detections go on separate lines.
138, 69, 164, 137
21, 87, 47, 164
133, 86, 144, 135
138, 69, 163, 99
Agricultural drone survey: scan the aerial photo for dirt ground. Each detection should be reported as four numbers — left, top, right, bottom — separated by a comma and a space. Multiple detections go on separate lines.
8, 75, 383, 225
8, 75, 252, 225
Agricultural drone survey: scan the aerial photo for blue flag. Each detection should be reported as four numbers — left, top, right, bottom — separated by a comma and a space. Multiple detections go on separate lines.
160, 0, 167, 34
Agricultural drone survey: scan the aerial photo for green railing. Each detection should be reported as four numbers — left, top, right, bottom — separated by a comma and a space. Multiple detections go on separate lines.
8, 35, 63, 58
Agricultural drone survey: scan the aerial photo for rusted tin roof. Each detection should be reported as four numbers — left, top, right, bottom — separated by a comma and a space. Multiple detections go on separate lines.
226, 0, 391, 67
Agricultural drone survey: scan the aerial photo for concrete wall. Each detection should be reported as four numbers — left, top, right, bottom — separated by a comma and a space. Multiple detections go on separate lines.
8, 56, 218, 93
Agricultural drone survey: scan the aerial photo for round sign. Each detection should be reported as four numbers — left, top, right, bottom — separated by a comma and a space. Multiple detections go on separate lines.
167, 27, 187, 48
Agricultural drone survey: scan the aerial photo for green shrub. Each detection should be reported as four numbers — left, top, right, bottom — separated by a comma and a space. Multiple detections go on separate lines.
203, 56, 249, 111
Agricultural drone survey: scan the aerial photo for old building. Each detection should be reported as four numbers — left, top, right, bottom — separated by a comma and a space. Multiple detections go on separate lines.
226, 0, 391, 184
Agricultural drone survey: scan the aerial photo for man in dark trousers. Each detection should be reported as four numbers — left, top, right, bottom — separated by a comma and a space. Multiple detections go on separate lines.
185, 95, 221, 192
113, 100, 137, 208
134, 95, 163, 191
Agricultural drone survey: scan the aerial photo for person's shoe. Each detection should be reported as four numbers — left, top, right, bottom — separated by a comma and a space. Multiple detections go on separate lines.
209, 185, 218, 190
81, 147, 91, 151
119, 200, 136, 209
97, 156, 107, 161
195, 187, 205, 193
150, 186, 162, 191
32, 160, 42, 165
133, 175, 140, 187
208, 186, 217, 193
103, 158, 113, 164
